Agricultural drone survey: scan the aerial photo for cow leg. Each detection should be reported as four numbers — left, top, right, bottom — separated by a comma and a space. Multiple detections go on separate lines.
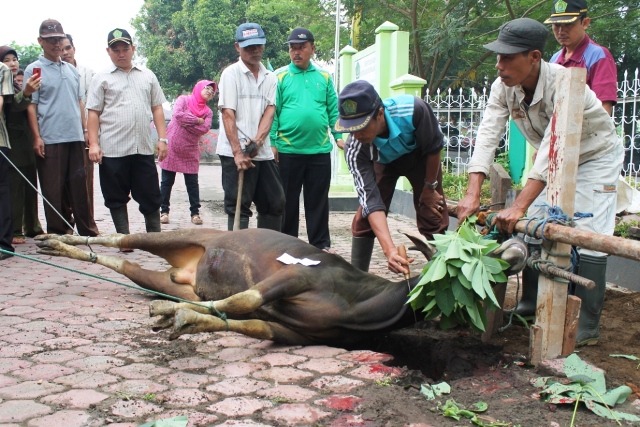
35, 233, 128, 248
149, 300, 214, 331
170, 308, 313, 345
37, 239, 200, 301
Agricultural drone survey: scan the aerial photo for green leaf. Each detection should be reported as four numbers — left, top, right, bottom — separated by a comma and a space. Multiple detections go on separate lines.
468, 401, 488, 412
451, 278, 475, 307
609, 354, 640, 361
563, 354, 607, 394
481, 256, 503, 274
439, 314, 460, 330
584, 399, 640, 421
444, 238, 463, 260
435, 287, 456, 316
465, 302, 485, 332
471, 263, 487, 299
458, 271, 472, 289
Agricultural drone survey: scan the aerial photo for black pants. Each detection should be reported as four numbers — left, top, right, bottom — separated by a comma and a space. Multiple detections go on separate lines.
352, 151, 449, 240
0, 148, 14, 254
278, 153, 331, 249
99, 154, 161, 215
219, 156, 285, 220
160, 169, 201, 216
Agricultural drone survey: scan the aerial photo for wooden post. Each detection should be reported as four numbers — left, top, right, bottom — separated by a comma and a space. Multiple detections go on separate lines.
562, 295, 582, 356
489, 164, 512, 208
530, 67, 586, 365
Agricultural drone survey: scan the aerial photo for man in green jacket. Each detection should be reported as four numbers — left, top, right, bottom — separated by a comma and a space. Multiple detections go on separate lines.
270, 28, 343, 252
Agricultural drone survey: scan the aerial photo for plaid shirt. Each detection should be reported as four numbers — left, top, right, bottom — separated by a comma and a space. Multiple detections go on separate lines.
86, 65, 166, 157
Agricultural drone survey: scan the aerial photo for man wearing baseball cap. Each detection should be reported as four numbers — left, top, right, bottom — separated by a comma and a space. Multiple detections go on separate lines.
270, 28, 342, 252
85, 28, 168, 239
456, 18, 623, 346
336, 80, 448, 275
216, 23, 284, 231
24, 19, 98, 237
545, 0, 617, 115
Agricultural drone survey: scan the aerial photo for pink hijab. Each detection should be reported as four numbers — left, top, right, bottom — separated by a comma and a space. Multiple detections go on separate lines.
187, 80, 217, 117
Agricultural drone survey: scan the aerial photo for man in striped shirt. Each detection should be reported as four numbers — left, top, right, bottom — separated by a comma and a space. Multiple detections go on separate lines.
87, 28, 168, 238
336, 81, 448, 274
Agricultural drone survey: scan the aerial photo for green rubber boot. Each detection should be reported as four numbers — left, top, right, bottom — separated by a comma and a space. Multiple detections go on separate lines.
227, 215, 249, 231
110, 206, 130, 235
509, 243, 540, 318
575, 254, 607, 346
350, 236, 375, 272
144, 210, 162, 233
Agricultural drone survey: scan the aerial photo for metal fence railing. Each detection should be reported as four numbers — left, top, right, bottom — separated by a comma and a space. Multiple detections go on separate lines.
425, 68, 640, 182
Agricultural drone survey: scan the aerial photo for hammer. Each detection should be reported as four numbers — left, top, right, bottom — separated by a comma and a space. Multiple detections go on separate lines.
397, 244, 411, 281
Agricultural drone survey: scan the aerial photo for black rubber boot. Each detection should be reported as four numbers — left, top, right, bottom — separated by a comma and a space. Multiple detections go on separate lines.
144, 210, 162, 233
351, 236, 375, 272
227, 215, 249, 231
510, 243, 541, 317
575, 254, 607, 346
110, 206, 130, 235
257, 215, 282, 232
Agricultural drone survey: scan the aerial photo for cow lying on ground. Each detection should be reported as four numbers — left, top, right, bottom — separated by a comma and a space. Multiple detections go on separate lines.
35, 229, 525, 347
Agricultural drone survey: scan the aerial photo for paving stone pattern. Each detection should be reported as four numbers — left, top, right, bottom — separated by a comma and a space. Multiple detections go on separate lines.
0, 165, 432, 426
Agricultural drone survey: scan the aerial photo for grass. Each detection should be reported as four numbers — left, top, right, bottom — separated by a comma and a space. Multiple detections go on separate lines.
614, 219, 640, 238
442, 170, 492, 205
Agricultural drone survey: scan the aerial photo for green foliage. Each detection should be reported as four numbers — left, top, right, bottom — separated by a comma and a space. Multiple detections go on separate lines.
437, 399, 517, 426
531, 353, 640, 425
441, 170, 491, 204
614, 219, 640, 238
7, 42, 41, 69
132, 0, 341, 100
407, 217, 509, 333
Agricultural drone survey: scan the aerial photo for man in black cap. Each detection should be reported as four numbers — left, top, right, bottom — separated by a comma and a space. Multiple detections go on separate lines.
545, 0, 617, 115
456, 18, 623, 346
270, 28, 342, 252
335, 81, 448, 275
24, 19, 98, 237
86, 28, 168, 240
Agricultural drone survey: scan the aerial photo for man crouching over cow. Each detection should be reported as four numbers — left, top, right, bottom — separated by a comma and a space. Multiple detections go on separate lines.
335, 81, 449, 275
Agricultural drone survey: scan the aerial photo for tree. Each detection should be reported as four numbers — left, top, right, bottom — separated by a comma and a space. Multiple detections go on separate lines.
8, 42, 42, 69
133, 0, 339, 100
342, 0, 640, 92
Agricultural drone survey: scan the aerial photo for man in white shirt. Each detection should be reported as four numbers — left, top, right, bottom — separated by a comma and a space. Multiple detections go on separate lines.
216, 22, 284, 231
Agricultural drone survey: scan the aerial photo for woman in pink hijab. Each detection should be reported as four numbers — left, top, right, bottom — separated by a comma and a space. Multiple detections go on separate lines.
159, 80, 217, 225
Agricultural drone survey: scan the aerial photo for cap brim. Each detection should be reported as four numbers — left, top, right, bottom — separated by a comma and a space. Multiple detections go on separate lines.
483, 40, 530, 55
237, 38, 266, 48
335, 110, 377, 133
543, 15, 580, 24
287, 40, 312, 44
40, 33, 66, 38
109, 38, 132, 46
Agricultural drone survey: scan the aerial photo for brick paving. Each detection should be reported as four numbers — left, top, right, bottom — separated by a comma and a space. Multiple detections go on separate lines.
0, 164, 434, 426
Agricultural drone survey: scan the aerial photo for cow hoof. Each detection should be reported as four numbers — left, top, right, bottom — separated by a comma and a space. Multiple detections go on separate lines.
149, 300, 177, 317
151, 315, 174, 331
169, 308, 202, 340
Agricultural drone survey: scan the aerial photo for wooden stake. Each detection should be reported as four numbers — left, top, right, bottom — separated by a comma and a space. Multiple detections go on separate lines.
535, 67, 586, 361
562, 295, 581, 356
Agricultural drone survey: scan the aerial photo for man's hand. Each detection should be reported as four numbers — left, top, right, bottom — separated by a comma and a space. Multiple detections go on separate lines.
233, 151, 255, 171
88, 144, 103, 164
156, 141, 168, 162
419, 187, 445, 219
33, 137, 45, 158
385, 247, 414, 275
456, 193, 481, 224
493, 205, 526, 235
23, 75, 41, 97
336, 138, 345, 150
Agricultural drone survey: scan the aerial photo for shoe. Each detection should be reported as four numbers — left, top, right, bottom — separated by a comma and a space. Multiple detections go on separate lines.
119, 248, 134, 253
160, 213, 170, 224
0, 251, 15, 260
12, 236, 26, 244
322, 247, 337, 254
191, 215, 203, 225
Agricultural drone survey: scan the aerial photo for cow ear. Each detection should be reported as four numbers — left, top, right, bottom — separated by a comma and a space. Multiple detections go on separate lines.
398, 229, 437, 261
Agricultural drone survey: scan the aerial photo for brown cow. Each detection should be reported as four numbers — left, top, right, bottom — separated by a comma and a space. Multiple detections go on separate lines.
35, 229, 525, 346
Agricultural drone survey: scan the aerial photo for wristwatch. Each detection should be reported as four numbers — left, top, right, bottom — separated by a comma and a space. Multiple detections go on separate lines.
425, 179, 438, 190
158, 138, 168, 143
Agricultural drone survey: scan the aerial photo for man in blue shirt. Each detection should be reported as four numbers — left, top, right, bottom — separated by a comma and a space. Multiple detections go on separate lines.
336, 80, 448, 274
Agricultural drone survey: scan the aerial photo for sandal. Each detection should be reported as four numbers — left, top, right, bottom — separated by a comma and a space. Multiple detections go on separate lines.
12, 236, 26, 244
191, 215, 203, 225
160, 213, 169, 224
322, 247, 337, 254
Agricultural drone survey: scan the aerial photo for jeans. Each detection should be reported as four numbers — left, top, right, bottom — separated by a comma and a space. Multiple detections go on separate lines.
160, 169, 201, 216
